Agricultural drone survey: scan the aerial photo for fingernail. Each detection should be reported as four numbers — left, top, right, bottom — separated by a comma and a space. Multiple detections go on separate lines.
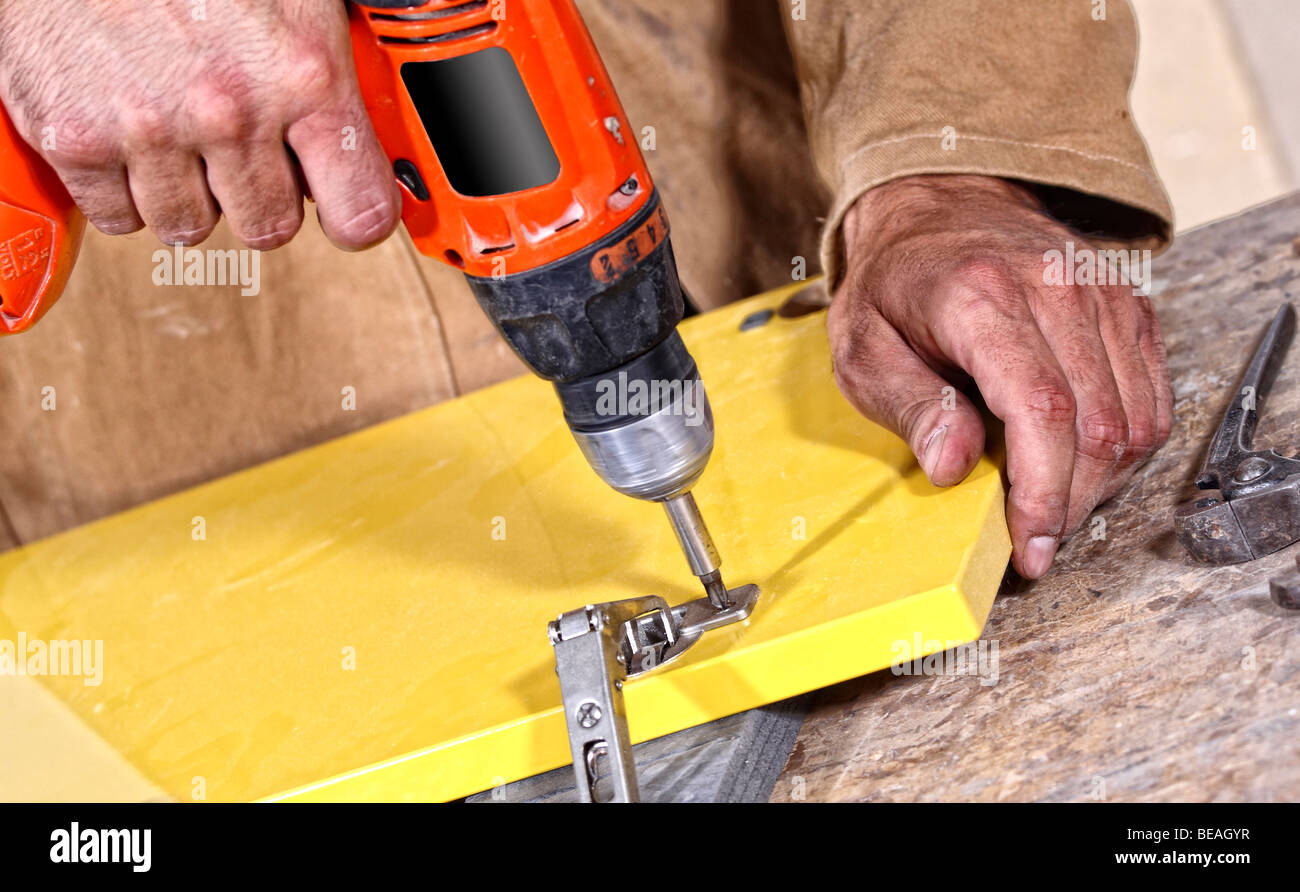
921, 425, 948, 482
1024, 536, 1058, 579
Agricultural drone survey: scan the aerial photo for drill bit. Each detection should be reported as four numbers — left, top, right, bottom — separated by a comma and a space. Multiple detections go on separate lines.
662, 491, 730, 608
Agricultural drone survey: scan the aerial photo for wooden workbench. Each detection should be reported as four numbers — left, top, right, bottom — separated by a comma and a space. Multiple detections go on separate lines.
774, 192, 1300, 803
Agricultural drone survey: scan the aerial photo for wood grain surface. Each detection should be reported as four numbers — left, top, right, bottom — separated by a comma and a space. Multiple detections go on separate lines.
774, 192, 1300, 803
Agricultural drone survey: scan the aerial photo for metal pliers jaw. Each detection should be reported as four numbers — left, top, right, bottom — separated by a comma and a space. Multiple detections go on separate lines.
1175, 303, 1300, 564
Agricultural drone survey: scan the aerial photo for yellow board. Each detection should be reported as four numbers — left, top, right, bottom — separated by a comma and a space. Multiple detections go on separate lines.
0, 281, 1009, 802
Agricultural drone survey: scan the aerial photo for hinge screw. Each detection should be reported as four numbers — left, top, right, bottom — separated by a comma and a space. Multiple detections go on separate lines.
577, 701, 603, 728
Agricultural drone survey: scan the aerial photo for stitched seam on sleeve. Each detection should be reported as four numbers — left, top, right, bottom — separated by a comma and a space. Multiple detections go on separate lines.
837, 131, 1161, 184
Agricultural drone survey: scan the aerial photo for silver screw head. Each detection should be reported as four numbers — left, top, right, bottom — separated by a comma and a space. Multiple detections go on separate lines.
576, 701, 603, 728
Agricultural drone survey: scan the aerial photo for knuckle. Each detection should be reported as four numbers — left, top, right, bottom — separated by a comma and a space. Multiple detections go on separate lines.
155, 222, 215, 247
120, 103, 175, 150
238, 211, 304, 251
1077, 405, 1129, 460
1126, 417, 1159, 457
186, 77, 254, 145
950, 256, 1021, 297
896, 396, 941, 443
1022, 379, 1076, 427
42, 120, 118, 169
330, 191, 399, 248
946, 283, 1022, 331
828, 316, 874, 378
1131, 298, 1167, 356
828, 307, 887, 395
951, 289, 1007, 321
1014, 487, 1070, 527
62, 174, 141, 233
282, 46, 337, 103
1132, 402, 1173, 458
89, 215, 143, 236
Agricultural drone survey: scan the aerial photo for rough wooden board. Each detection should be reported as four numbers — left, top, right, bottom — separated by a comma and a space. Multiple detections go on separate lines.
775, 192, 1300, 803
466, 695, 809, 803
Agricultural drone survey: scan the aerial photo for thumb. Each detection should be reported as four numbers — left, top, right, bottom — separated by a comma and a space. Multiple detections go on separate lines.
829, 308, 985, 486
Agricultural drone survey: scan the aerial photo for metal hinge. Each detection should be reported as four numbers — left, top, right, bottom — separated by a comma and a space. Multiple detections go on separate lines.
547, 583, 760, 802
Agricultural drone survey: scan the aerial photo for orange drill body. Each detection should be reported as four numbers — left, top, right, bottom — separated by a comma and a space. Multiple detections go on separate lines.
349, 0, 656, 280
0, 105, 84, 334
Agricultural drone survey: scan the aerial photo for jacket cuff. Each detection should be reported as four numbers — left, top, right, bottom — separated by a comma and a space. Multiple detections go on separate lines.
820, 135, 1174, 288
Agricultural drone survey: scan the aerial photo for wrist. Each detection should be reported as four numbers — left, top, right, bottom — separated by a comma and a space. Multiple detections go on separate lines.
843, 175, 1040, 251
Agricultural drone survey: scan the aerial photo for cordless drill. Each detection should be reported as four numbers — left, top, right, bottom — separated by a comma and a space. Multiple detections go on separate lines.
0, 0, 732, 606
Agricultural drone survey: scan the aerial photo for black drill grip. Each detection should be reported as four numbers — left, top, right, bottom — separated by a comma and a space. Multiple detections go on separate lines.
464, 192, 685, 383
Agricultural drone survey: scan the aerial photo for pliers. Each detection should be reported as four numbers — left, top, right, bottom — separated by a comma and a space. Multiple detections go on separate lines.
1174, 302, 1300, 565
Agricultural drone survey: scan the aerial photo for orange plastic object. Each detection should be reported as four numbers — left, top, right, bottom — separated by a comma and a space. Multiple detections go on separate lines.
349, 0, 653, 278
0, 105, 84, 334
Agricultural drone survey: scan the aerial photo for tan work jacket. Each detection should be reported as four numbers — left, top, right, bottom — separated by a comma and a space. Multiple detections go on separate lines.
0, 0, 1170, 550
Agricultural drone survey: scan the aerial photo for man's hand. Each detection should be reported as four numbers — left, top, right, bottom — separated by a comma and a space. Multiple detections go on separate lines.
830, 175, 1172, 579
0, 0, 400, 250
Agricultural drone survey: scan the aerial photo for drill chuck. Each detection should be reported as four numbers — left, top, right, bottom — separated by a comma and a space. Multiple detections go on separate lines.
557, 333, 729, 604
558, 333, 714, 501
567, 401, 713, 500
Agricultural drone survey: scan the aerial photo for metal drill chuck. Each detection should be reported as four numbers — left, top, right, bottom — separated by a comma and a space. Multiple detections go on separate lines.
557, 331, 714, 501
567, 390, 714, 501
557, 333, 730, 606
569, 392, 730, 607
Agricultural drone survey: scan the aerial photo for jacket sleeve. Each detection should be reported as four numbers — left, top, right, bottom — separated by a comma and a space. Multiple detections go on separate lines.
781, 0, 1174, 286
